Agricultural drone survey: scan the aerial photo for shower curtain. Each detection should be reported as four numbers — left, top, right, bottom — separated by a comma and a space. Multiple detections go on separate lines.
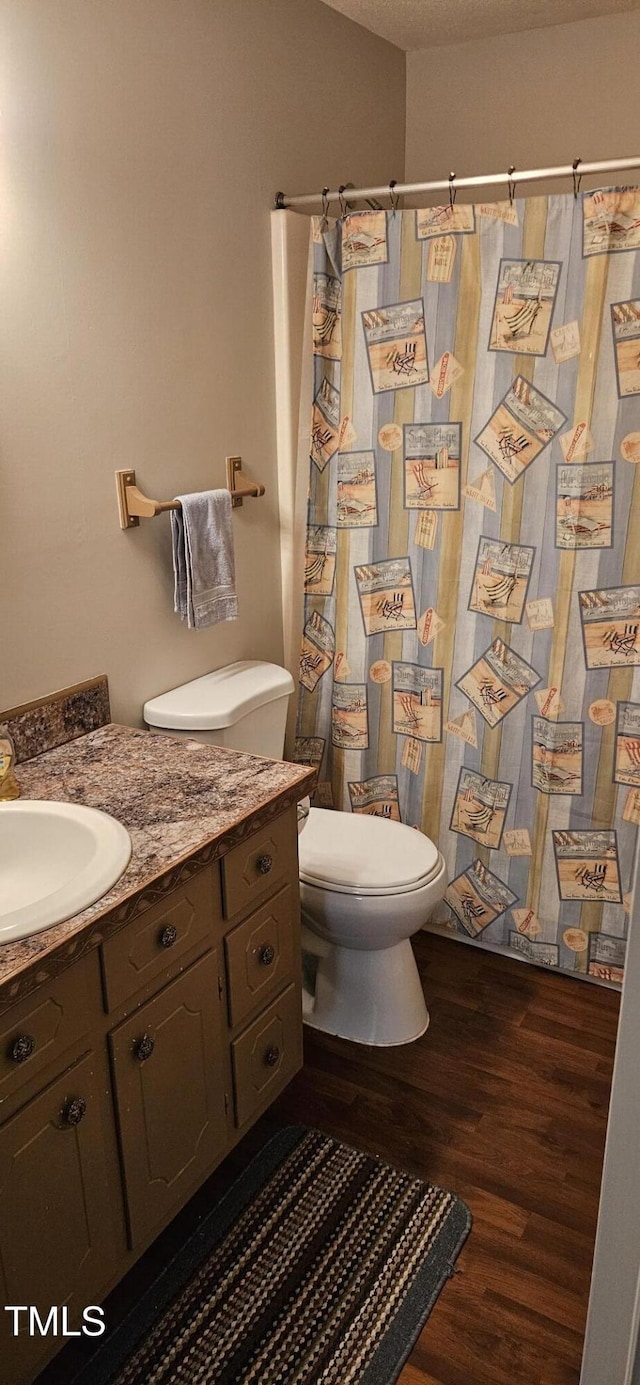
294, 188, 640, 986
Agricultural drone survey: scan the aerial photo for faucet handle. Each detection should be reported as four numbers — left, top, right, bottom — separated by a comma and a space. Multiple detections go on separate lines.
0, 732, 20, 802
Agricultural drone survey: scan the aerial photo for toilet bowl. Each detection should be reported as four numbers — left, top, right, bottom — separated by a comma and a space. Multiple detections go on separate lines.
143, 662, 446, 1048
298, 808, 447, 1046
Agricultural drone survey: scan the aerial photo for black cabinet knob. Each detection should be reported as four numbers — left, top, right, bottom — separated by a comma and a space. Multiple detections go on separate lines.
64, 1097, 87, 1127
259, 944, 275, 966
135, 1034, 155, 1063
159, 924, 178, 949
257, 854, 273, 875
264, 1045, 280, 1068
10, 1034, 36, 1064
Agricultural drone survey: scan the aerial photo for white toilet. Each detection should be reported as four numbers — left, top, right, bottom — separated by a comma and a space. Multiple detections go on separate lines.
143, 661, 447, 1047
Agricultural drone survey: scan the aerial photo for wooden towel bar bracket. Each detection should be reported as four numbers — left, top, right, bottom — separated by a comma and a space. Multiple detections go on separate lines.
225, 456, 266, 509
115, 458, 265, 529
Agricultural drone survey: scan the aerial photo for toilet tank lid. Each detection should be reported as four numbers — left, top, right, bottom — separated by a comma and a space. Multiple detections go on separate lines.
143, 661, 294, 730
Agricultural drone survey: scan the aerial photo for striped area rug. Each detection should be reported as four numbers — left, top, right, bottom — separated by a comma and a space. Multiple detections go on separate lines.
85, 1127, 471, 1385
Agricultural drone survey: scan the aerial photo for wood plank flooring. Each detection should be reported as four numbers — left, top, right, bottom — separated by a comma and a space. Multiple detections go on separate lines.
38, 931, 619, 1385
273, 932, 620, 1385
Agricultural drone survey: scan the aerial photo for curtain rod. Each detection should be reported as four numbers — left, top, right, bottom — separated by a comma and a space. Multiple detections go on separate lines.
274, 156, 640, 210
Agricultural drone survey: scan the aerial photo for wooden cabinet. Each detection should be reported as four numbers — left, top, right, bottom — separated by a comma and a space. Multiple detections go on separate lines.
110, 950, 227, 1248
0, 1051, 118, 1384
0, 804, 303, 1385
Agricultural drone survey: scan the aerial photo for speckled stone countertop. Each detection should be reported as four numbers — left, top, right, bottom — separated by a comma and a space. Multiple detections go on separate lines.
0, 724, 315, 1010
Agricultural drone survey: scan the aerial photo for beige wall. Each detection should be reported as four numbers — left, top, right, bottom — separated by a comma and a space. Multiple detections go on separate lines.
406, 11, 640, 195
1, 0, 404, 725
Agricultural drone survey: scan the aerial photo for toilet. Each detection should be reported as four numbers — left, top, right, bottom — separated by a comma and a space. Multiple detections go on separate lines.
143, 661, 447, 1047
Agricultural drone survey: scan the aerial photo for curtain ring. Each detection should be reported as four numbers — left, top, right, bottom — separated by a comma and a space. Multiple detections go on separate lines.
320, 186, 330, 227
389, 179, 399, 215
507, 165, 517, 206
572, 157, 582, 199
338, 184, 349, 217
449, 171, 457, 208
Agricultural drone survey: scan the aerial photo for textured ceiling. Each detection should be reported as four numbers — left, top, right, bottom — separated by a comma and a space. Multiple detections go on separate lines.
318, 0, 640, 49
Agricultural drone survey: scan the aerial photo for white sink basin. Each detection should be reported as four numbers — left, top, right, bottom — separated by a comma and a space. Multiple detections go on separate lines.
0, 800, 132, 944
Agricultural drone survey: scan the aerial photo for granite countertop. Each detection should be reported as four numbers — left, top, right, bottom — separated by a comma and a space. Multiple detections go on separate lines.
0, 723, 315, 1006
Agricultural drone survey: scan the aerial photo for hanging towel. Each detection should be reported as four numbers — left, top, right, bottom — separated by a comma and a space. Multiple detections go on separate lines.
171, 490, 238, 629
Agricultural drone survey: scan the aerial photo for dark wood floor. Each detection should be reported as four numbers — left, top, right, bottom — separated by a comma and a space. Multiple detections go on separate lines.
274, 932, 620, 1385
39, 931, 620, 1385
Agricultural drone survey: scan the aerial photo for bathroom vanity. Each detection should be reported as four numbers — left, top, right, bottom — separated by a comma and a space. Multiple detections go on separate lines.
0, 688, 314, 1385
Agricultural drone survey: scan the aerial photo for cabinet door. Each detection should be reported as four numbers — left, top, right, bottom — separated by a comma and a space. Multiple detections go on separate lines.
225, 884, 297, 1030
231, 982, 302, 1129
0, 1051, 118, 1385
110, 950, 227, 1248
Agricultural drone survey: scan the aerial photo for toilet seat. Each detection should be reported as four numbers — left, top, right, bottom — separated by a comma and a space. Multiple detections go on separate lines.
298, 808, 441, 897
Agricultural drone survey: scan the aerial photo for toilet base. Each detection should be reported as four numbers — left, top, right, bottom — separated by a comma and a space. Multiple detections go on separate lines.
301, 936, 429, 1047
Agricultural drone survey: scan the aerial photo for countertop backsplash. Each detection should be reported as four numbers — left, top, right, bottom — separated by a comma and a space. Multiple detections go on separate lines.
0, 675, 111, 763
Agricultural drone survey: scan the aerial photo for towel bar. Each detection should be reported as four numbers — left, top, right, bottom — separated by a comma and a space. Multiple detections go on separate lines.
115, 459, 265, 529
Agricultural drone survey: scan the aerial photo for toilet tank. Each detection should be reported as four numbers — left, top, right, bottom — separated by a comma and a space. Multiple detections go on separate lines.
143, 661, 295, 759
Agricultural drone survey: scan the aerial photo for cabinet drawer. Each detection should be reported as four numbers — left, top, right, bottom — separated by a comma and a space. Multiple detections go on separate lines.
0, 964, 90, 1113
231, 983, 301, 1129
0, 1050, 118, 1385
221, 807, 298, 921
110, 950, 227, 1248
225, 885, 297, 1030
101, 864, 220, 1011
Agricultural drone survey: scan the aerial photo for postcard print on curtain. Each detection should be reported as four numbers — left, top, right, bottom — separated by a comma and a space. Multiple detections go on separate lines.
295, 189, 640, 987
